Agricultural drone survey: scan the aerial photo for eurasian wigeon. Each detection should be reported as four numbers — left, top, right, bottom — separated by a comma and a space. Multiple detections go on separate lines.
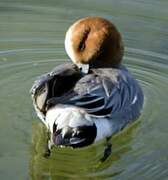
30, 17, 143, 153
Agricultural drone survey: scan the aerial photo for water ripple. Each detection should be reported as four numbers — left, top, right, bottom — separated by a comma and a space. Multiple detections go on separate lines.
0, 1, 168, 178
0, 47, 163, 179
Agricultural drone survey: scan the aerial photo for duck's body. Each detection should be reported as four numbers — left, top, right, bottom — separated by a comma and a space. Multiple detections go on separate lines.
31, 63, 143, 147
30, 17, 144, 149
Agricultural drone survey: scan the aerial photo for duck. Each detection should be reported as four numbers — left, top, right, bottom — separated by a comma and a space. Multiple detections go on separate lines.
30, 17, 144, 151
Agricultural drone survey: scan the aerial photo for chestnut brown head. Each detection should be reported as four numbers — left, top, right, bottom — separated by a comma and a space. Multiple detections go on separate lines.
65, 17, 124, 73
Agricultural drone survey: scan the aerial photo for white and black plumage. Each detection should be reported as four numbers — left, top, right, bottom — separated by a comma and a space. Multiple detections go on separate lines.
30, 17, 144, 149
30, 63, 143, 148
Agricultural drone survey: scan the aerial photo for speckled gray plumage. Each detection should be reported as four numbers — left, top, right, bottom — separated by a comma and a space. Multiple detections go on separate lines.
30, 63, 143, 136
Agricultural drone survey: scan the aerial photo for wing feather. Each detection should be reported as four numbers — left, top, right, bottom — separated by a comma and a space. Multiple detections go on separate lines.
31, 64, 143, 120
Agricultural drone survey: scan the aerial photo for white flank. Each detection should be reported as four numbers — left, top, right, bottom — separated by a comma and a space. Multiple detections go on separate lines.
46, 105, 113, 143
93, 118, 112, 142
46, 105, 94, 133
46, 107, 59, 133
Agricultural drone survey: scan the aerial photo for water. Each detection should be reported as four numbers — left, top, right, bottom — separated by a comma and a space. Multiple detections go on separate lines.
0, 0, 168, 179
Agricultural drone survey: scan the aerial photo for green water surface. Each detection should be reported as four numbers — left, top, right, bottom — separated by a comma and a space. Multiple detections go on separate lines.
0, 0, 168, 179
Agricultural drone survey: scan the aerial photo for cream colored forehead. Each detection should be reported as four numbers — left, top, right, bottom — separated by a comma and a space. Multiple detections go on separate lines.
64, 22, 78, 64
65, 21, 90, 74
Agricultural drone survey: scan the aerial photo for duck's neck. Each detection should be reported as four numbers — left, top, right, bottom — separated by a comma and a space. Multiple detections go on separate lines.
90, 60, 120, 69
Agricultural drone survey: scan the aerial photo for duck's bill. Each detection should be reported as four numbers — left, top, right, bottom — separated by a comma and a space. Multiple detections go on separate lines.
77, 63, 89, 74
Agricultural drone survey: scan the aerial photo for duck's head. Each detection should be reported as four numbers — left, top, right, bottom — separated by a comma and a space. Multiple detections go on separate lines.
65, 16, 124, 73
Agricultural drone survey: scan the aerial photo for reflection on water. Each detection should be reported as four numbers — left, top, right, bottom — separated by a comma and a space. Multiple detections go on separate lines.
0, 0, 168, 179
30, 121, 139, 179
